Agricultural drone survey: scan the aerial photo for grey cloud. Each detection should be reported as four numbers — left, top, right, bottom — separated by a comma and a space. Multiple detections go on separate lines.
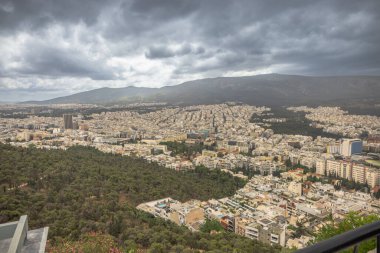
145, 45, 176, 59
0, 87, 72, 102
1, 0, 380, 100
130, 0, 200, 20
145, 44, 205, 59
4, 42, 117, 80
0, 0, 110, 33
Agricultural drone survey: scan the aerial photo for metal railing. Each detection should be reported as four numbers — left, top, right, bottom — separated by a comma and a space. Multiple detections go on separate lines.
296, 221, 380, 253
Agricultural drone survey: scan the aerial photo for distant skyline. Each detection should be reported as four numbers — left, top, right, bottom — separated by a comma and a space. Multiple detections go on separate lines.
1, 0, 380, 101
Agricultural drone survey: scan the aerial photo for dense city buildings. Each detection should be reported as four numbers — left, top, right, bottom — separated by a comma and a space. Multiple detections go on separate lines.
0, 103, 379, 250
1, 0, 380, 251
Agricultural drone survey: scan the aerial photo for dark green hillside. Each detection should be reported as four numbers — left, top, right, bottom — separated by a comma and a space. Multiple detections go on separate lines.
250, 106, 343, 138
0, 144, 280, 252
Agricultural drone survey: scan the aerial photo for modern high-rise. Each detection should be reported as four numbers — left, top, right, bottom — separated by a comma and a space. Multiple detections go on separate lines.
340, 139, 363, 156
63, 114, 73, 129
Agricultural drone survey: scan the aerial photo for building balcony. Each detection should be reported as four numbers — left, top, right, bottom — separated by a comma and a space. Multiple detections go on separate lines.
0, 215, 48, 253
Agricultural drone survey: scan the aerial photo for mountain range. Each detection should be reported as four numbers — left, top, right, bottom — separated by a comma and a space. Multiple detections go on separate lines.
28, 74, 380, 106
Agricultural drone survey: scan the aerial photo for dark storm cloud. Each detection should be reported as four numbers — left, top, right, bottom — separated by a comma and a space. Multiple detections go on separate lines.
130, 0, 200, 20
145, 44, 205, 59
1, 0, 380, 101
10, 44, 117, 80
0, 0, 109, 33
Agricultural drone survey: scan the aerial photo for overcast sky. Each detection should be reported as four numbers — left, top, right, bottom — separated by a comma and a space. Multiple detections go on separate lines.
1, 0, 380, 101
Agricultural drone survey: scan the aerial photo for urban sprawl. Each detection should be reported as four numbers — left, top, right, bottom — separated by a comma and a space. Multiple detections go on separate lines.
1, 103, 380, 250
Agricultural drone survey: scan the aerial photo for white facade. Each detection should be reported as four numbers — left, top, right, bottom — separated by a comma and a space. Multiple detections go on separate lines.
352, 164, 367, 184
339, 161, 352, 180
340, 139, 363, 157
288, 181, 303, 196
366, 168, 380, 188
326, 160, 340, 176
316, 159, 326, 175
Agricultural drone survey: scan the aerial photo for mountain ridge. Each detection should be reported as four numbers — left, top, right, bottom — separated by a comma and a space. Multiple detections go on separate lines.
24, 74, 380, 106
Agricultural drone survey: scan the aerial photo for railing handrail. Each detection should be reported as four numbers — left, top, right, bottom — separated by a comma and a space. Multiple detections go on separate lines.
296, 220, 380, 253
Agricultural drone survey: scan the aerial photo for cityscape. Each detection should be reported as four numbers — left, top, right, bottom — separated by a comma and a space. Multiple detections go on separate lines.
1, 0, 380, 252
1, 101, 380, 252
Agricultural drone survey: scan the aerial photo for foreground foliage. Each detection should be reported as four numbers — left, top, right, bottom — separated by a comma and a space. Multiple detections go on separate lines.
0, 144, 280, 252
200, 219, 225, 233
49, 232, 124, 253
315, 212, 380, 253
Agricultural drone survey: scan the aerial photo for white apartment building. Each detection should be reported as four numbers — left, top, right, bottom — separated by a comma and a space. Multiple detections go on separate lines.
326, 160, 340, 176
339, 161, 352, 180
352, 164, 367, 184
327, 142, 340, 154
316, 159, 326, 175
366, 168, 380, 188
322, 159, 380, 188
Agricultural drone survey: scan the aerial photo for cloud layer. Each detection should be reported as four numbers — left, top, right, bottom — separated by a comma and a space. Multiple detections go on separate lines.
1, 0, 380, 101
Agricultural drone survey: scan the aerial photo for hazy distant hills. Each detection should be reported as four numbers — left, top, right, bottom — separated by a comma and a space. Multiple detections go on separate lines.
31, 74, 380, 106
36, 87, 157, 105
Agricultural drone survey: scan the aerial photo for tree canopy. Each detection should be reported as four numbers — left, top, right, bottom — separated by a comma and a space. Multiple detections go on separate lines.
314, 212, 380, 253
0, 144, 280, 252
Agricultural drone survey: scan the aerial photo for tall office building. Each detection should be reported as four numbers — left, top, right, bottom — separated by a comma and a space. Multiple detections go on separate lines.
340, 139, 363, 156
63, 114, 73, 129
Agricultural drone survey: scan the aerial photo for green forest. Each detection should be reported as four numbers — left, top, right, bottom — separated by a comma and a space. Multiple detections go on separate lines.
250, 107, 342, 139
315, 212, 380, 253
0, 144, 280, 252
159, 141, 205, 157
159, 141, 216, 158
